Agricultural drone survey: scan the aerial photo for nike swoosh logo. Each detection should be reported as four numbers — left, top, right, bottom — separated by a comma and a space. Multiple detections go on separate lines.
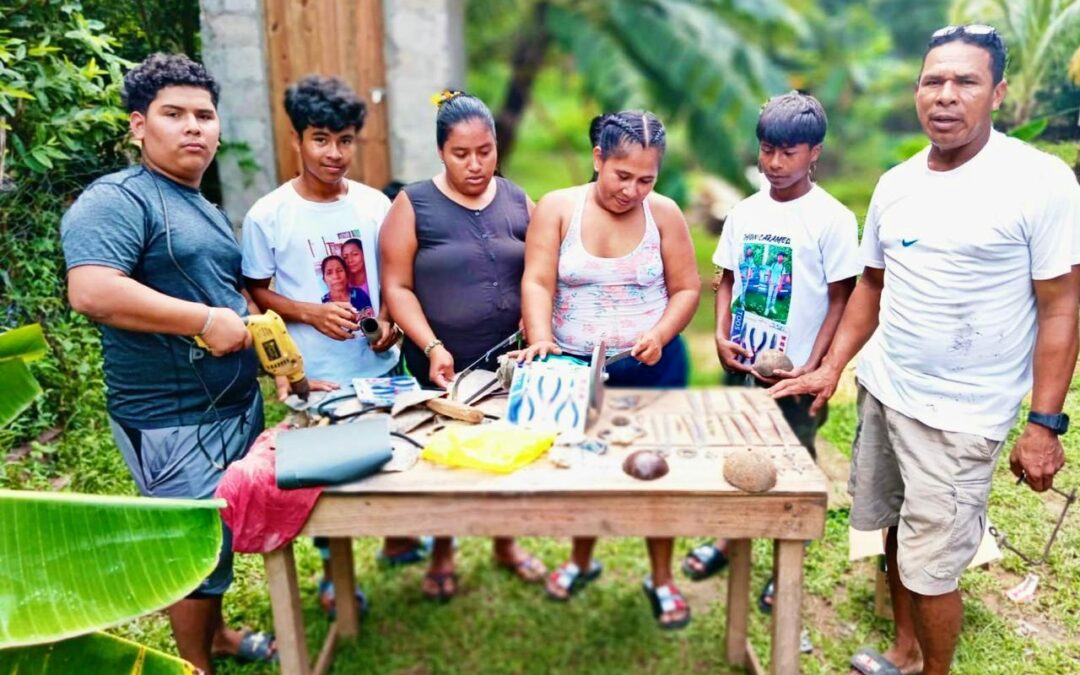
902, 239, 918, 247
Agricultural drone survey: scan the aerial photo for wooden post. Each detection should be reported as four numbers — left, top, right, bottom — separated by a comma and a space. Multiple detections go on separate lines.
264, 544, 312, 675
771, 539, 805, 675
725, 539, 752, 667
327, 537, 359, 637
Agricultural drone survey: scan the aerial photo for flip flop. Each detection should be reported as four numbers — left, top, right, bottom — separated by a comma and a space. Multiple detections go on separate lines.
681, 543, 729, 581
545, 560, 603, 602
850, 647, 904, 675
376, 536, 434, 567
318, 578, 369, 620
422, 570, 457, 603
758, 576, 775, 614
229, 630, 277, 663
496, 553, 547, 583
642, 577, 692, 631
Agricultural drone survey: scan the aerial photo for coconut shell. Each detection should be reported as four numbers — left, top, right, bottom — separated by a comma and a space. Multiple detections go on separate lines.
622, 450, 669, 481
752, 349, 794, 378
722, 449, 777, 493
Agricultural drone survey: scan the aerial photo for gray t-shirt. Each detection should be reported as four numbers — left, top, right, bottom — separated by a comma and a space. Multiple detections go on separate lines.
61, 166, 259, 429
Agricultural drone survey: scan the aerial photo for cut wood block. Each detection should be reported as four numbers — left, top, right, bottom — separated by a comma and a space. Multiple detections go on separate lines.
425, 398, 485, 423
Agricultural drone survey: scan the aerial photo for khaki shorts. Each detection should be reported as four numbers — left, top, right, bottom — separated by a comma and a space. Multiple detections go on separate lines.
849, 386, 1003, 596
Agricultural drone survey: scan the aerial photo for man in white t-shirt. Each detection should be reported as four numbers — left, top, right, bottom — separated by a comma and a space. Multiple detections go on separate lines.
773, 27, 1080, 675
242, 75, 423, 618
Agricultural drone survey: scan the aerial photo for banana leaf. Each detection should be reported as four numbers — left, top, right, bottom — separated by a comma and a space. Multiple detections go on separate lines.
0, 324, 48, 426
0, 324, 48, 362
0, 359, 42, 427
0, 632, 196, 674
0, 490, 223, 648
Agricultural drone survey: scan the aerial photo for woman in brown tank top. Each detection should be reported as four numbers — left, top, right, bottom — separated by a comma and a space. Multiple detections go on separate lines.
381, 91, 546, 601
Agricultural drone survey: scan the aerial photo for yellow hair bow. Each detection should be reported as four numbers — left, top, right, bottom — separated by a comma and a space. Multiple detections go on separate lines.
430, 89, 463, 108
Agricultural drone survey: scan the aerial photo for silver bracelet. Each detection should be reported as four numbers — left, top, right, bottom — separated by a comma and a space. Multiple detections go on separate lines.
198, 307, 215, 337
423, 338, 443, 357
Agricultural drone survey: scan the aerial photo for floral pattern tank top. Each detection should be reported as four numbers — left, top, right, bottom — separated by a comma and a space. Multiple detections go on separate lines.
553, 185, 668, 354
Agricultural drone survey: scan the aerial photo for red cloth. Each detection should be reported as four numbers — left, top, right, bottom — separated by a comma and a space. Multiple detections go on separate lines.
215, 423, 323, 553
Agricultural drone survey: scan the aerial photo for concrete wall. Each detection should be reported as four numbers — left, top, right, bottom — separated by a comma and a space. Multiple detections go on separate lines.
200, 0, 466, 219
382, 0, 466, 182
200, 0, 277, 224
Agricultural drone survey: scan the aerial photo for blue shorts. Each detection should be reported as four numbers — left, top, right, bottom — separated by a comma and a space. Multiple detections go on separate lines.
568, 336, 689, 389
109, 394, 264, 597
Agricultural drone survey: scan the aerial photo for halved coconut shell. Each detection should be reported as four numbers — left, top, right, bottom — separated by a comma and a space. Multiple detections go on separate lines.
723, 448, 777, 492
622, 450, 669, 481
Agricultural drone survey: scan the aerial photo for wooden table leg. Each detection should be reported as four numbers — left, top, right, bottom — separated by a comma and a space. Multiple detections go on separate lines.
327, 537, 359, 637
725, 539, 752, 667
265, 543, 312, 675
771, 539, 805, 675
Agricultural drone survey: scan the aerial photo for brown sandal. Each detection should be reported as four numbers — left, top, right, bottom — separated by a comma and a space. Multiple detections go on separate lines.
421, 570, 457, 602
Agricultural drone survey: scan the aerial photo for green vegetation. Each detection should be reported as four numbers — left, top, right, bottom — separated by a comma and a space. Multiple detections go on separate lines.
2, 0, 1078, 672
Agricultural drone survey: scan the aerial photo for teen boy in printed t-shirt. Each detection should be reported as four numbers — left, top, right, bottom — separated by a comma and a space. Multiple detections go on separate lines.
682, 93, 860, 610
241, 75, 426, 617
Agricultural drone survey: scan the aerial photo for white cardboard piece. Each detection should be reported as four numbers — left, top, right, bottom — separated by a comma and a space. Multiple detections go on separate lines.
848, 524, 1002, 568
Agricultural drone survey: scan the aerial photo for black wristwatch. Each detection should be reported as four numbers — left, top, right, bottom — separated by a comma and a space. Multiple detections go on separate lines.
1028, 411, 1070, 435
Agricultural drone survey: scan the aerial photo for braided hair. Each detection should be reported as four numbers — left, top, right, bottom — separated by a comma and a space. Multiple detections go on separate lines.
589, 111, 667, 160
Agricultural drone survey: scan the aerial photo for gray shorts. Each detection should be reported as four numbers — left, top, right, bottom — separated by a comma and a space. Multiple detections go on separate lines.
109, 395, 264, 597
849, 386, 1003, 596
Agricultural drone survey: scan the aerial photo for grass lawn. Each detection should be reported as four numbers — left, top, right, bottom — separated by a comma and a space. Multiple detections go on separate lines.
100, 360, 1080, 674
89, 219, 1079, 673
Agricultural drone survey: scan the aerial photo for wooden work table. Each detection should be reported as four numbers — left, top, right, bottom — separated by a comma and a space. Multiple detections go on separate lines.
264, 386, 828, 675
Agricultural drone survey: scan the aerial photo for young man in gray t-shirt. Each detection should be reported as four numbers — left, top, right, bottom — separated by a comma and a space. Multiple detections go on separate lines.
61, 54, 280, 670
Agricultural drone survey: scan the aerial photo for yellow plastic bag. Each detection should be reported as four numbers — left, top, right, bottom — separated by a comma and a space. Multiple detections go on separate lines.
421, 422, 555, 473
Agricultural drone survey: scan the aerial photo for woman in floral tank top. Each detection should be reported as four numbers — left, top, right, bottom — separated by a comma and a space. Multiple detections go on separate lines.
518, 111, 701, 629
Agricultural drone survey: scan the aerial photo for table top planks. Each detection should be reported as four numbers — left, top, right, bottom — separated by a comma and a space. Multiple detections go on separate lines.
326, 387, 828, 499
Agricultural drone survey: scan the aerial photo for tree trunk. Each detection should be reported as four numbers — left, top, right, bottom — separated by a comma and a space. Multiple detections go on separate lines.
494, 1, 551, 164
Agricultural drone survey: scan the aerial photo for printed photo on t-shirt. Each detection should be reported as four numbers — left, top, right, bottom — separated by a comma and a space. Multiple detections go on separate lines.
730, 235, 793, 365
315, 238, 375, 319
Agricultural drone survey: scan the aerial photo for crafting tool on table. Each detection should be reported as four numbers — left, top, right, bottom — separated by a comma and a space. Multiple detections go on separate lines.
588, 340, 634, 416
449, 329, 524, 402
196, 309, 310, 399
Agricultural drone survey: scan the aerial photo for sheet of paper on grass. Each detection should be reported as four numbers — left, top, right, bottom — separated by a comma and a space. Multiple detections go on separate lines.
848, 524, 1002, 567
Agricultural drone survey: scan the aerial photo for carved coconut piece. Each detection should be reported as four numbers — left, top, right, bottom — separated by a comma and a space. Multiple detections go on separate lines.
752, 349, 794, 378
622, 450, 669, 481
723, 448, 777, 493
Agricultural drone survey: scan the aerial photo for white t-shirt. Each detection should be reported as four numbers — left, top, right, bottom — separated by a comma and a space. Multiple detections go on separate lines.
241, 180, 399, 384
713, 184, 861, 368
857, 131, 1080, 440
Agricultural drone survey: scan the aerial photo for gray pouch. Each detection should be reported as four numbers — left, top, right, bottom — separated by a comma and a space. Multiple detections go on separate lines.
276, 415, 393, 489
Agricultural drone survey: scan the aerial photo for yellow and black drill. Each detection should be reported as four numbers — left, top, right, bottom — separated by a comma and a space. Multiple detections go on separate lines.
195, 310, 310, 399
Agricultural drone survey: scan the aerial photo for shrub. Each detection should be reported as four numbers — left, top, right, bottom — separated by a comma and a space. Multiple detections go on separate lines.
0, 1, 130, 492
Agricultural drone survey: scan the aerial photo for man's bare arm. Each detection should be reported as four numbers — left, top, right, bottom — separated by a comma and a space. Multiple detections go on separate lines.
1009, 272, 1078, 492
768, 267, 884, 412
67, 265, 249, 355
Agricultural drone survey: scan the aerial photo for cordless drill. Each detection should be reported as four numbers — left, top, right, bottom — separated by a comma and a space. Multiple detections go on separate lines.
195, 309, 311, 399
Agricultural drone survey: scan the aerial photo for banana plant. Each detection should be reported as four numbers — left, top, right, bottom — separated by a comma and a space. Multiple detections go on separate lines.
0, 324, 47, 427
0, 489, 223, 671
0, 478, 222, 672
950, 0, 1080, 124
473, 0, 801, 191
